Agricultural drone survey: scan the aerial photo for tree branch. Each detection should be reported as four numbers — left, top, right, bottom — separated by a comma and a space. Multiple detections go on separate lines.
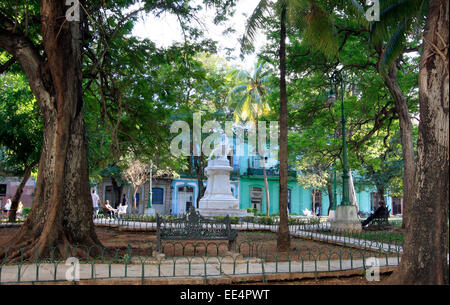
0, 56, 15, 74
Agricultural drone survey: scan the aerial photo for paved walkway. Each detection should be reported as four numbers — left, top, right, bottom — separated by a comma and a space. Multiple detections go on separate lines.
93, 218, 404, 253
0, 256, 401, 284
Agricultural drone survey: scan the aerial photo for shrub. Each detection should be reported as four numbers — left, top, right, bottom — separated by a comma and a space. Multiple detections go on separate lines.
22, 207, 31, 217
243, 216, 255, 223
246, 208, 258, 215
230, 217, 240, 224
256, 216, 274, 225
213, 216, 226, 222
212, 216, 240, 224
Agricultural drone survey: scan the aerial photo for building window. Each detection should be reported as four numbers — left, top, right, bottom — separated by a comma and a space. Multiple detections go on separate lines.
250, 187, 263, 211
287, 189, 291, 212
104, 186, 115, 205
152, 188, 164, 205
178, 186, 194, 213
0, 184, 6, 196
312, 190, 322, 216
370, 192, 384, 211
392, 197, 402, 215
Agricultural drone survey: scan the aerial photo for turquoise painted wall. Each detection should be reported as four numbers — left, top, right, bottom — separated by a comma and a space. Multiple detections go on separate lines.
238, 177, 393, 216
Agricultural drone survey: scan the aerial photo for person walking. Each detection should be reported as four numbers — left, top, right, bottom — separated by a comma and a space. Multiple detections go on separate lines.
2, 198, 11, 217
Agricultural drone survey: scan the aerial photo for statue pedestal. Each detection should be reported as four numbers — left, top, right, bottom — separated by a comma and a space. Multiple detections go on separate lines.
145, 208, 156, 216
198, 158, 251, 218
331, 205, 362, 233
328, 210, 336, 221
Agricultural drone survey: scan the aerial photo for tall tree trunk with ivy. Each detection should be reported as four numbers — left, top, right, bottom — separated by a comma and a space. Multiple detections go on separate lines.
389, 0, 449, 284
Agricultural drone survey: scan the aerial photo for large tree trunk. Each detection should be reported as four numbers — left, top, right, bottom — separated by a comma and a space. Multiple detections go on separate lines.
327, 182, 333, 215
0, 0, 101, 261
277, 6, 291, 252
8, 162, 38, 222
194, 156, 206, 209
311, 189, 316, 216
133, 187, 138, 213
389, 0, 449, 284
376, 184, 385, 205
382, 64, 415, 229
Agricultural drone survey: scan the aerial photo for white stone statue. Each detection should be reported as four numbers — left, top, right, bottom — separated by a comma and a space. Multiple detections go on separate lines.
198, 133, 251, 218
208, 133, 231, 161
303, 208, 313, 217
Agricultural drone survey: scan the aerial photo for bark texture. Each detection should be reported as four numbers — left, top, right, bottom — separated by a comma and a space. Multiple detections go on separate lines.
382, 64, 415, 227
0, 0, 101, 261
277, 6, 291, 251
389, 0, 449, 284
327, 182, 333, 215
261, 156, 271, 216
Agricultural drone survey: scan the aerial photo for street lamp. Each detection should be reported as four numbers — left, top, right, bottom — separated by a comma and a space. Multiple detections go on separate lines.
327, 69, 350, 207
327, 135, 338, 214
327, 68, 360, 232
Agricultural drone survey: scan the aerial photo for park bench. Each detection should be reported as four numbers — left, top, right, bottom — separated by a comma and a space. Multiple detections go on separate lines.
156, 207, 237, 252
369, 208, 391, 230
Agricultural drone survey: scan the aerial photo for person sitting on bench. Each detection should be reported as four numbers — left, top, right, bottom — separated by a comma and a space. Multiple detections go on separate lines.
361, 200, 387, 227
104, 200, 117, 218
117, 203, 128, 217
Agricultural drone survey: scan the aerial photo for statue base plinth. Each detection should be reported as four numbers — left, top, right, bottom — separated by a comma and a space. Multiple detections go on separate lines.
331, 205, 362, 233
198, 198, 252, 218
328, 210, 336, 221
145, 208, 156, 216
197, 208, 252, 218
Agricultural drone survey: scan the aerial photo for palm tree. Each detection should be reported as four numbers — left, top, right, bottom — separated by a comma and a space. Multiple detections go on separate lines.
227, 62, 272, 216
241, 0, 337, 251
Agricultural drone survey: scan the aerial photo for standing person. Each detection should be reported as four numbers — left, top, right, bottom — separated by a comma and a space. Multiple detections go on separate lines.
2, 199, 11, 217
121, 194, 127, 206
17, 201, 23, 216
91, 190, 100, 217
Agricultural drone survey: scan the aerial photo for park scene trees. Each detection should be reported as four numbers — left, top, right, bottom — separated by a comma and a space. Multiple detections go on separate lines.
0, 0, 448, 285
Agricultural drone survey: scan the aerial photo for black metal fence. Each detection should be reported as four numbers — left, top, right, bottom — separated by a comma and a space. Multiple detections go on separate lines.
0, 214, 407, 284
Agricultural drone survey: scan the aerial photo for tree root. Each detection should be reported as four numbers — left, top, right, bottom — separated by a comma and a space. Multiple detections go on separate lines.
0, 228, 102, 264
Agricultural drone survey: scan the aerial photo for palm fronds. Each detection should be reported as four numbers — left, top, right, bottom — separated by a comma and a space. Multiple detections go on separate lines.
241, 0, 271, 54
303, 2, 338, 58
347, 0, 427, 72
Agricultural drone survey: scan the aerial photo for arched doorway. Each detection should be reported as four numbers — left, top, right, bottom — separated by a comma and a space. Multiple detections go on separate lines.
177, 186, 194, 215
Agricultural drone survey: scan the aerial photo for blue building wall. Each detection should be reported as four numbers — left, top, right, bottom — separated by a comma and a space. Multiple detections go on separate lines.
169, 136, 394, 216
